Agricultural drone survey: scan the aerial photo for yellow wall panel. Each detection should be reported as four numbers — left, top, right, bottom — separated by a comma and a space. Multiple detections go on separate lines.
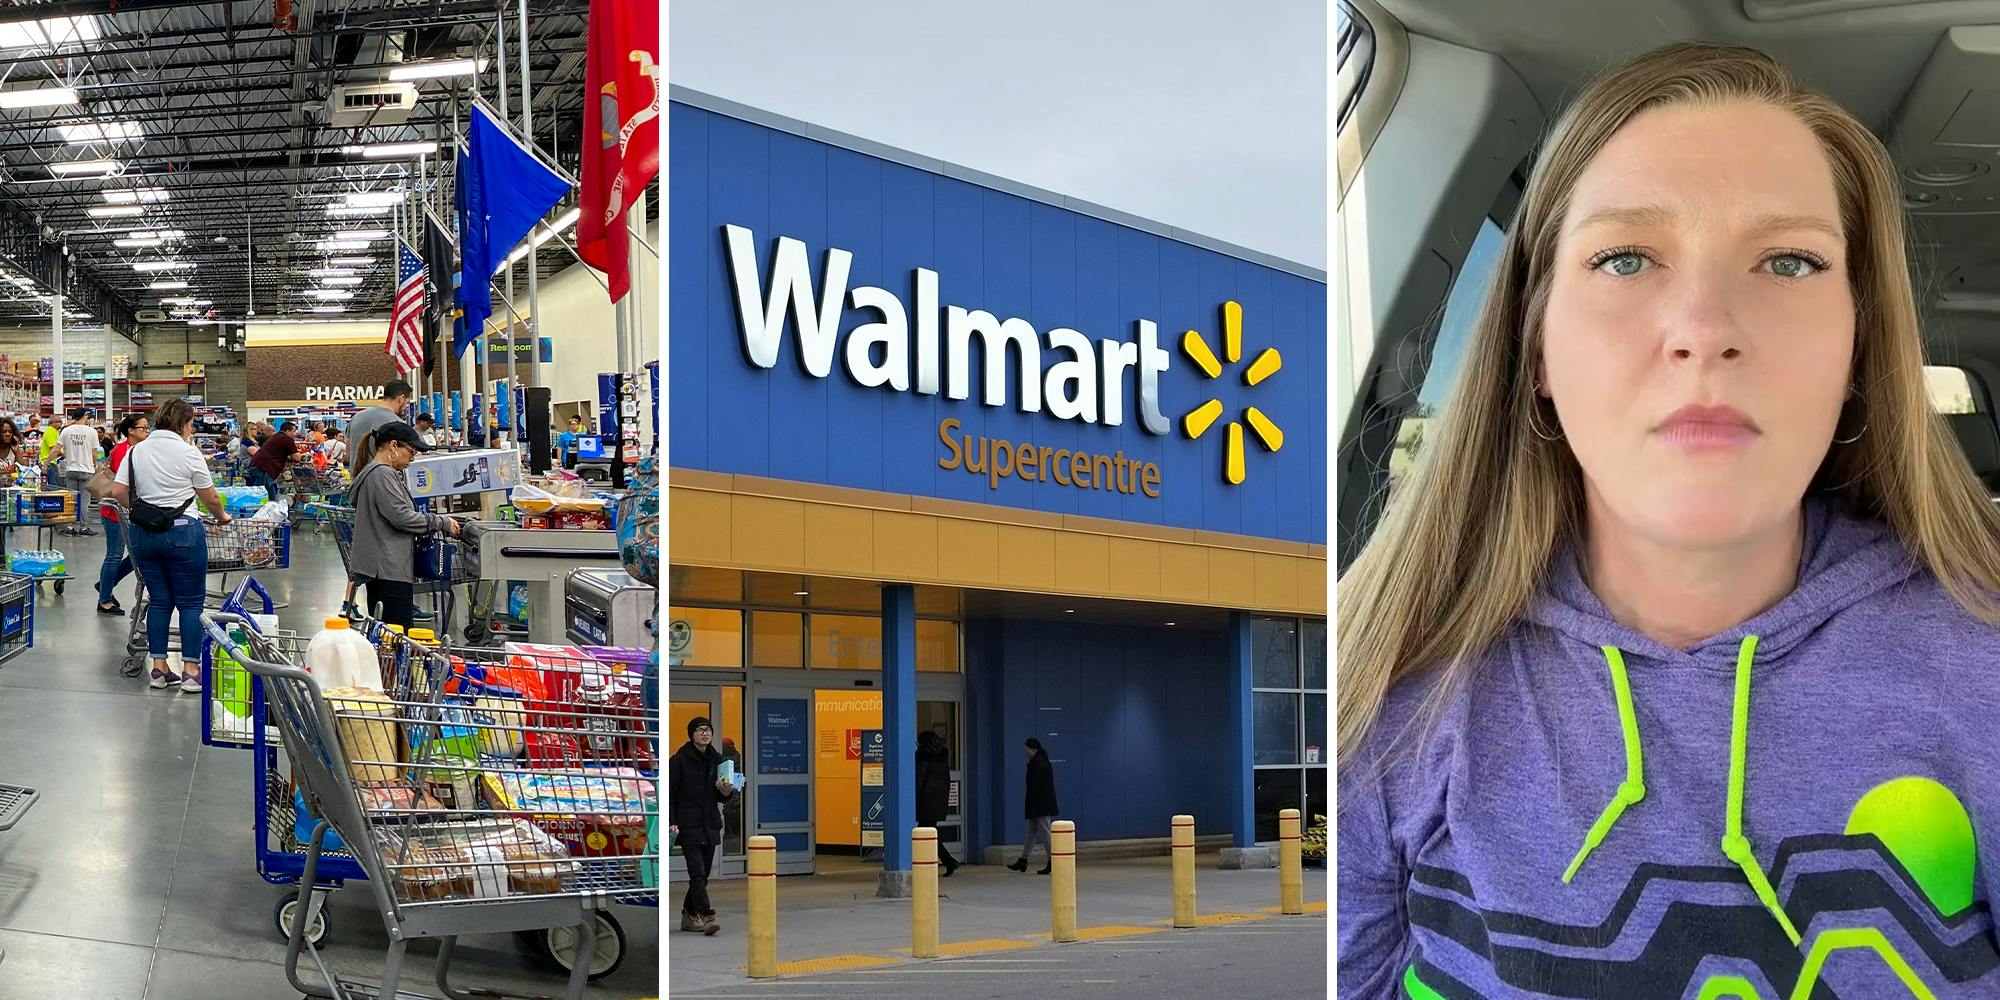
1106, 538, 1162, 600
1157, 544, 1212, 604
995, 525, 1057, 590
670, 489, 733, 566
937, 519, 1001, 586
873, 511, 940, 580
1053, 533, 1110, 596
1302, 555, 1328, 611
1254, 553, 1300, 610
804, 505, 876, 578
1209, 548, 1257, 603
731, 495, 806, 570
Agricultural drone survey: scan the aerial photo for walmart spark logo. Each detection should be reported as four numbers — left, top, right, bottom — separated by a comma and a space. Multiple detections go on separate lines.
1180, 301, 1283, 485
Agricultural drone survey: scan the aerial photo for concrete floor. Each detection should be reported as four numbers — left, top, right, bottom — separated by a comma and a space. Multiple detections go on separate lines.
0, 524, 660, 999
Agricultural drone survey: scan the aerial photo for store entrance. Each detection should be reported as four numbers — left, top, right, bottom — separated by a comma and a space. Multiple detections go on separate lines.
808, 690, 966, 865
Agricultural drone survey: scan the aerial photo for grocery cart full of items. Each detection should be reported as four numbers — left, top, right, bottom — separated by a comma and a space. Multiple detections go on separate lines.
114, 502, 291, 677
202, 610, 656, 994
0, 570, 35, 968
1, 480, 78, 595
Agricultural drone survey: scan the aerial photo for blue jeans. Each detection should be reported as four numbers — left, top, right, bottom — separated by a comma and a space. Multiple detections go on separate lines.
245, 467, 277, 500
97, 516, 133, 604
126, 519, 206, 659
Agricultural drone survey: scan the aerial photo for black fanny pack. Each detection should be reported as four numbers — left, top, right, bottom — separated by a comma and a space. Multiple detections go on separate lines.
129, 447, 194, 533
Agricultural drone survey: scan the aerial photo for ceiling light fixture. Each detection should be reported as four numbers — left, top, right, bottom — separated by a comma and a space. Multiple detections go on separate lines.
310, 290, 354, 300
0, 86, 77, 109
327, 205, 392, 218
308, 267, 358, 277
310, 306, 347, 314
50, 158, 120, 176
0, 17, 101, 51
318, 239, 368, 251
86, 205, 142, 218
132, 261, 192, 272
59, 120, 142, 144
335, 229, 391, 241
342, 191, 405, 208
329, 256, 375, 267
102, 187, 168, 204
320, 276, 363, 286
113, 237, 162, 248
386, 58, 489, 81
148, 280, 189, 289
341, 141, 437, 159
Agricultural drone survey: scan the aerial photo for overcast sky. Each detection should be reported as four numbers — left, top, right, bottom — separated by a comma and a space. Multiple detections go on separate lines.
667, 0, 1327, 270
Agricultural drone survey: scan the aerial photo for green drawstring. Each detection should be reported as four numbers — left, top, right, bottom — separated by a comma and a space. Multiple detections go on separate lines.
1563, 646, 1646, 883
1562, 636, 1801, 946
1723, 635, 1801, 945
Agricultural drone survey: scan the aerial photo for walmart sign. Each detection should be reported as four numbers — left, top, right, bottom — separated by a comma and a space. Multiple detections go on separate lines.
669, 100, 1325, 543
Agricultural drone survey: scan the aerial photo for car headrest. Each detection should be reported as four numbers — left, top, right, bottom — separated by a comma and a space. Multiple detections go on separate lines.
1946, 412, 2000, 484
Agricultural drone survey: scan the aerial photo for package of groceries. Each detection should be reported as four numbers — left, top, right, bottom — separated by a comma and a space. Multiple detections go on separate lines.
462, 818, 580, 898
355, 783, 446, 816
324, 686, 403, 783
371, 828, 475, 902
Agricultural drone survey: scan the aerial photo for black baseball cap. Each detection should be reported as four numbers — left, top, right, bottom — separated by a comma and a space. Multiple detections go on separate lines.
373, 421, 433, 452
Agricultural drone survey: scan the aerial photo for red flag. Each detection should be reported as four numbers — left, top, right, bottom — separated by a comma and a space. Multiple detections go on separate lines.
578, 0, 660, 303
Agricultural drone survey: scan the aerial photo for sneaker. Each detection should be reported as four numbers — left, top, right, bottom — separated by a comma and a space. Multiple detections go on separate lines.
179, 671, 202, 694
148, 668, 174, 690
97, 602, 125, 616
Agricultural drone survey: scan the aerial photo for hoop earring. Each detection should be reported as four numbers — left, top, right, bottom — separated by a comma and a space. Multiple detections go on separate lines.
1529, 382, 1565, 442
1832, 386, 1866, 445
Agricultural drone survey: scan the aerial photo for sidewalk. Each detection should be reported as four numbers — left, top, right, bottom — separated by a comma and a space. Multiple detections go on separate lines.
666, 854, 1328, 995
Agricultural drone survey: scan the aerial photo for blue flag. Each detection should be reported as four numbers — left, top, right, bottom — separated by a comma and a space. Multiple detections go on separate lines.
456, 104, 569, 356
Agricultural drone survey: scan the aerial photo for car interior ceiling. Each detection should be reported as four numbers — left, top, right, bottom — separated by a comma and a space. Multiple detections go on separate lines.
1339, 0, 2000, 565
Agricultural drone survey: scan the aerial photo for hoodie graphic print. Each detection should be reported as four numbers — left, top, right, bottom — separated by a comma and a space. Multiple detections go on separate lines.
1338, 499, 2000, 999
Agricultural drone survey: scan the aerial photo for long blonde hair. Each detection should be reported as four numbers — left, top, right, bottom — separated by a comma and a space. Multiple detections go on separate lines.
1336, 41, 2000, 765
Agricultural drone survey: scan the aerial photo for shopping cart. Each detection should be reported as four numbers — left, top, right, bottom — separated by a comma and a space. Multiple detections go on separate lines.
202, 611, 655, 996
0, 571, 35, 969
3, 487, 77, 595
313, 503, 477, 639
119, 509, 291, 677
287, 466, 348, 530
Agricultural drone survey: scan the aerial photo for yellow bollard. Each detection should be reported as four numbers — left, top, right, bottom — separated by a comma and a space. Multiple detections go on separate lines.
1171, 814, 1197, 928
912, 826, 940, 959
1051, 820, 1077, 942
747, 835, 777, 978
1279, 808, 1304, 914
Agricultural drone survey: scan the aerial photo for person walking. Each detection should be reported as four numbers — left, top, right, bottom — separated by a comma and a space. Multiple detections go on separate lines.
1007, 737, 1059, 874
95, 414, 148, 615
668, 716, 736, 935
915, 731, 959, 876
52, 408, 100, 535
109, 399, 229, 692
345, 422, 457, 628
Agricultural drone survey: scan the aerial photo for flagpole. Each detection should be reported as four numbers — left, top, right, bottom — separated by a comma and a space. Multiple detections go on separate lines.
519, 0, 542, 404
495, 4, 517, 449
417, 152, 430, 402
470, 58, 489, 449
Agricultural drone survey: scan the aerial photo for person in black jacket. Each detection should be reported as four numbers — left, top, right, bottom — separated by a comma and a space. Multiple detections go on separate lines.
668, 716, 737, 934
914, 731, 959, 876
1007, 737, 1060, 874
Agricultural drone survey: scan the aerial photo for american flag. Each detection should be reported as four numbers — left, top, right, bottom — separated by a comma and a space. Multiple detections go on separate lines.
386, 239, 426, 373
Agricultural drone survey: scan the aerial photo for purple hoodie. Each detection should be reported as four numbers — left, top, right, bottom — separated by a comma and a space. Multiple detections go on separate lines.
1339, 498, 2000, 998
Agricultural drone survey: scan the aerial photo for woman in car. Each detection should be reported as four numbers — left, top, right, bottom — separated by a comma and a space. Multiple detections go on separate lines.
1338, 43, 2000, 998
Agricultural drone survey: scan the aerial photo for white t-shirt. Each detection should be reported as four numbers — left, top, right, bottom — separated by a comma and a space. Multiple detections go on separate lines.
323, 439, 347, 463
57, 423, 98, 476
115, 433, 214, 508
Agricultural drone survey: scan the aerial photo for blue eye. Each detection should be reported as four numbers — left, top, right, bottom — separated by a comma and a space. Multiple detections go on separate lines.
1763, 254, 1823, 279
1590, 250, 1652, 276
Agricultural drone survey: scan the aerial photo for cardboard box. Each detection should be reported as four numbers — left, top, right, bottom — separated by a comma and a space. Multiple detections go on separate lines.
404, 448, 522, 499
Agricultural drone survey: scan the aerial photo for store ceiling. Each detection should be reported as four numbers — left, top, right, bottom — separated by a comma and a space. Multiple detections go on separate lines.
0, 0, 593, 341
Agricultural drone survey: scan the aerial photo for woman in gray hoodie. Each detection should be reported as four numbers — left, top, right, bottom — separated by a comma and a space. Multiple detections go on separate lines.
347, 420, 457, 627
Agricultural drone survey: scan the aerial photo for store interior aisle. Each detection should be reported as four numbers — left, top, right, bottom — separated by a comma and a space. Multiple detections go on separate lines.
0, 528, 658, 1000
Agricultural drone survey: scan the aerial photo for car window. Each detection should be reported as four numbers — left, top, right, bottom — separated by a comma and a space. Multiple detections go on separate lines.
1925, 365, 1984, 413
1386, 216, 1506, 504
1336, 2, 1373, 133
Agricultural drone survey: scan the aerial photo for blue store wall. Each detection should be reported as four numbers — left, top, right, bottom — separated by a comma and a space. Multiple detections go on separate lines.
966, 618, 1232, 849
670, 100, 1327, 544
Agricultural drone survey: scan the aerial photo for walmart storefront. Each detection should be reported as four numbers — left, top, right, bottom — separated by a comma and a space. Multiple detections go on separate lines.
666, 88, 1327, 891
